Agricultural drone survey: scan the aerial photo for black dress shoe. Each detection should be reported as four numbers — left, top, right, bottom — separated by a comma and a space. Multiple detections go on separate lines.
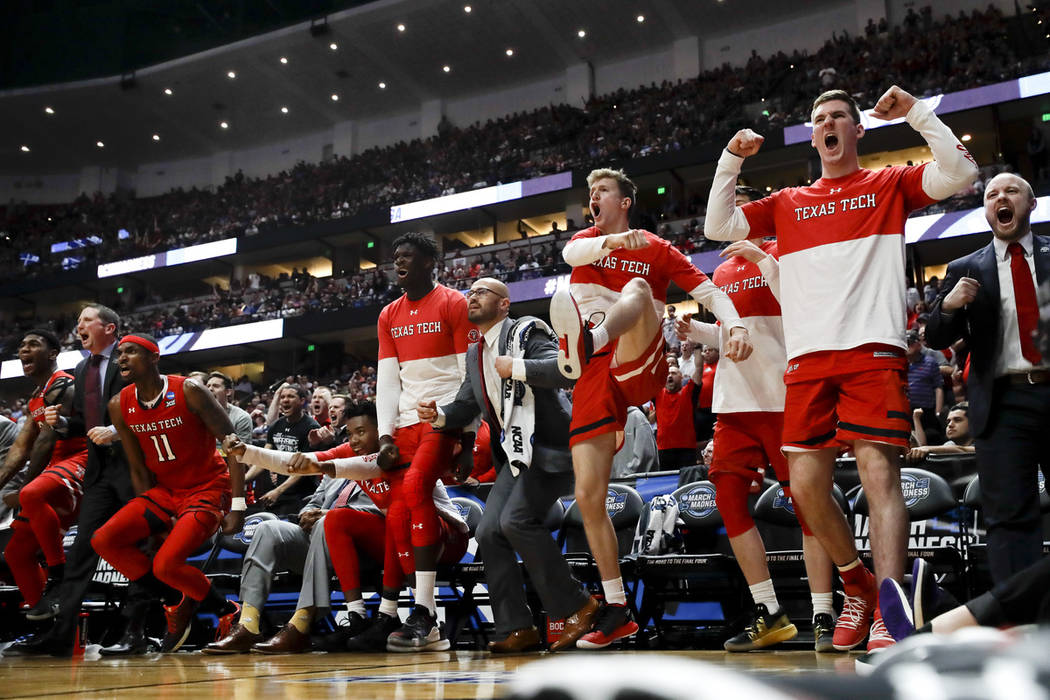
6, 629, 71, 657
100, 628, 155, 656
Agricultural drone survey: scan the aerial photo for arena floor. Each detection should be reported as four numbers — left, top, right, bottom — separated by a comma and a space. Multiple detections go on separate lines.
1, 649, 858, 698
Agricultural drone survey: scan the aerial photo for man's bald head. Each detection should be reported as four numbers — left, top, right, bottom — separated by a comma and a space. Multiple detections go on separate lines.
466, 277, 511, 330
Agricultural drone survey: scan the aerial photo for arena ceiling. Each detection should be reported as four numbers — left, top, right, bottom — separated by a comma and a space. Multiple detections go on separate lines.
1, 0, 842, 176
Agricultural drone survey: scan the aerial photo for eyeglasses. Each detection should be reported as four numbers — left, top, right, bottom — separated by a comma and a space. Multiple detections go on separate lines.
465, 288, 503, 299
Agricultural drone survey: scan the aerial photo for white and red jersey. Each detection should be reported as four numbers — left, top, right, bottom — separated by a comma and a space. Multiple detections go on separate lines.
315, 442, 393, 510
741, 166, 934, 363
707, 240, 788, 413
377, 284, 478, 432
28, 370, 87, 465
563, 227, 742, 330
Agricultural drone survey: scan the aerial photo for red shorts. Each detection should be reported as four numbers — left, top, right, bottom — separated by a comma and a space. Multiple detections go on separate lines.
392, 422, 457, 469
709, 412, 788, 483
138, 473, 232, 525
782, 368, 910, 451
569, 329, 668, 449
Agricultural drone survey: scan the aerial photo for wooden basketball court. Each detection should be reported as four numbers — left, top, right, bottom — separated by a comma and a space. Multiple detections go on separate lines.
0, 649, 859, 698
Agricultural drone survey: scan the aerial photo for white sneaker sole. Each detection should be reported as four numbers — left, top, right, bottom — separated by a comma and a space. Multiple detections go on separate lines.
912, 558, 929, 628
386, 637, 451, 652
162, 622, 193, 654
550, 289, 584, 380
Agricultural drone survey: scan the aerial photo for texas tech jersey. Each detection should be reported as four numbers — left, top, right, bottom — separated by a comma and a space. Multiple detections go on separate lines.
28, 369, 87, 464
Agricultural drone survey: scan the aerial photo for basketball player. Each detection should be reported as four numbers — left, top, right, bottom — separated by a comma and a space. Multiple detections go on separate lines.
91, 334, 246, 652
704, 85, 978, 650
549, 167, 752, 648
376, 232, 477, 650
678, 238, 836, 652
0, 330, 86, 615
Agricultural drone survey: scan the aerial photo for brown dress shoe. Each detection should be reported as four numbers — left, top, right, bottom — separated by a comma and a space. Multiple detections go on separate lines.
549, 596, 600, 652
487, 626, 542, 653
251, 624, 310, 654
203, 624, 263, 655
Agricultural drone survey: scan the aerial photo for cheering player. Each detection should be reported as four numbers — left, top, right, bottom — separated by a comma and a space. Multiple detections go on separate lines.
376, 232, 477, 650
91, 334, 246, 652
704, 85, 977, 651
0, 330, 86, 616
550, 167, 752, 648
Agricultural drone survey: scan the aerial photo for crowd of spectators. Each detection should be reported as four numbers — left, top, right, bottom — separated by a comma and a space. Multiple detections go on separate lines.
1, 4, 1044, 282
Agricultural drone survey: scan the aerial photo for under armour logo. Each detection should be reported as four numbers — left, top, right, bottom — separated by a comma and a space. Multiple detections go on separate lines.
737, 265, 747, 272
128, 406, 135, 413
829, 187, 842, 194
409, 309, 419, 316
398, 551, 411, 558
412, 522, 424, 530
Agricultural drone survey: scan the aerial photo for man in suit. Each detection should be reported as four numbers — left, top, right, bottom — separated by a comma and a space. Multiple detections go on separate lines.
417, 277, 599, 653
22, 304, 151, 656
927, 172, 1049, 583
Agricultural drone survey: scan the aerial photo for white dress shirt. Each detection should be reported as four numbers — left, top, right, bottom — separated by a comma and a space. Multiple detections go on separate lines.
992, 232, 1047, 376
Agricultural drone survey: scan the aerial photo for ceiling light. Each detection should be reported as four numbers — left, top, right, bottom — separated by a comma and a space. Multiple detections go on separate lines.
329, 42, 338, 50
96, 141, 105, 148
44, 107, 54, 115
331, 93, 339, 101
962, 134, 972, 142
464, 5, 472, 12
152, 134, 160, 141
163, 88, 173, 95
20, 145, 29, 152
443, 65, 451, 73
280, 56, 288, 64
397, 23, 406, 32
378, 81, 386, 89
220, 121, 229, 129
227, 70, 236, 79
637, 14, 645, 22
577, 29, 586, 38
505, 48, 514, 56
281, 106, 289, 114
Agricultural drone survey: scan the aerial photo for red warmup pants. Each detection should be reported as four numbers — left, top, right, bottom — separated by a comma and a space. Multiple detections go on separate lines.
91, 479, 228, 602
324, 507, 469, 596
389, 424, 458, 552
4, 470, 81, 606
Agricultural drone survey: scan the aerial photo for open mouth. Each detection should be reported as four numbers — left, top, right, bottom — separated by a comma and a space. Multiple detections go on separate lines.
823, 133, 839, 150
395, 268, 408, 279
118, 364, 131, 376
591, 203, 601, 219
997, 206, 1014, 225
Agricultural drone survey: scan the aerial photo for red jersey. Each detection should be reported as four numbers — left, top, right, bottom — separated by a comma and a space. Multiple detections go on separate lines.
315, 442, 392, 510
377, 284, 478, 431
698, 363, 716, 409
28, 370, 87, 464
120, 375, 226, 490
654, 379, 698, 451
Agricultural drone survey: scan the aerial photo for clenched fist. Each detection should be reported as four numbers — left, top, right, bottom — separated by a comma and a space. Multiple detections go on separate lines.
727, 129, 765, 158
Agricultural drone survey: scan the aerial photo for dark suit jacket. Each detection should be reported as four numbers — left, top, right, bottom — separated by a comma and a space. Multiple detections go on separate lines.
926, 233, 1050, 436
439, 316, 574, 472
66, 348, 131, 490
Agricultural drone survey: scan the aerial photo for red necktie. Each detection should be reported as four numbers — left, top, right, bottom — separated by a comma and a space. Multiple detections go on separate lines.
84, 354, 104, 430
1008, 242, 1042, 365
333, 480, 355, 508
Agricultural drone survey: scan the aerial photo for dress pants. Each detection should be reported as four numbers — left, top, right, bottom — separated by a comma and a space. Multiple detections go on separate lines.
475, 461, 589, 637
240, 517, 333, 611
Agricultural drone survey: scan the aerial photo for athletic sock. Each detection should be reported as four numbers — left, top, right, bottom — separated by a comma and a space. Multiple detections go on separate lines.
378, 597, 399, 618
811, 592, 835, 620
240, 603, 261, 635
837, 558, 875, 596
198, 583, 230, 613
748, 579, 780, 613
346, 598, 367, 617
289, 608, 313, 634
46, 562, 65, 583
591, 326, 609, 352
601, 577, 626, 606
414, 571, 437, 615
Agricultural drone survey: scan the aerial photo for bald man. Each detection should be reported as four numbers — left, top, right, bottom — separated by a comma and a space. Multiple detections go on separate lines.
927, 172, 1049, 582
418, 278, 597, 653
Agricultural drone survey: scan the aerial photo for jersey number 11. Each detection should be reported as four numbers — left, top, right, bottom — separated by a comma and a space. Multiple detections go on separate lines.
150, 434, 176, 462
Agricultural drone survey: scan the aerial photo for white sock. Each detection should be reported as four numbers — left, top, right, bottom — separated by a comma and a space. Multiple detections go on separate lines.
749, 579, 779, 613
346, 598, 366, 616
591, 325, 609, 352
811, 592, 835, 620
414, 571, 437, 614
378, 597, 399, 618
601, 577, 626, 606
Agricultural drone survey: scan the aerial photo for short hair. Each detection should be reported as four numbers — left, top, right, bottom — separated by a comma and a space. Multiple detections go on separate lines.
84, 303, 120, 333
392, 232, 439, 262
207, 371, 233, 389
330, 393, 350, 405
811, 89, 862, 125
586, 168, 638, 206
23, 328, 61, 352
187, 371, 209, 383
949, 402, 968, 415
735, 185, 764, 203
345, 399, 378, 424
312, 386, 333, 402
280, 383, 309, 400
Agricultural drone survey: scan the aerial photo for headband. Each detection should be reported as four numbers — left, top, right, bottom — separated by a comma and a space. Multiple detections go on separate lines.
119, 335, 160, 354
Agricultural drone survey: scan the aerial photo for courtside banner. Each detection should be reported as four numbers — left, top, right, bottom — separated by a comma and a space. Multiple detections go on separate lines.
390, 172, 572, 223
783, 71, 1050, 145
1, 318, 283, 380
97, 237, 238, 278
